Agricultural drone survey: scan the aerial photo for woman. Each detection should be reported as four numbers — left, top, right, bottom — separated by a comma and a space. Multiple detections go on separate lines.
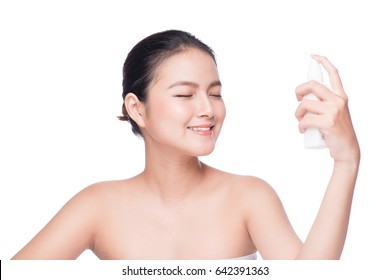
12, 30, 360, 260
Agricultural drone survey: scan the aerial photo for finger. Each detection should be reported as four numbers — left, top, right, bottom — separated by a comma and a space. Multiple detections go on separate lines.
295, 80, 335, 102
295, 99, 329, 120
311, 54, 347, 99
298, 114, 332, 134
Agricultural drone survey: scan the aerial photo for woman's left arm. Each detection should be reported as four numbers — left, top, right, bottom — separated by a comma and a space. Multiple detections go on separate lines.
294, 55, 360, 259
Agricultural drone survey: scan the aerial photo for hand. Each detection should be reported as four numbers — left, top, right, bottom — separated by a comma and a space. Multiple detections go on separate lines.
295, 55, 360, 167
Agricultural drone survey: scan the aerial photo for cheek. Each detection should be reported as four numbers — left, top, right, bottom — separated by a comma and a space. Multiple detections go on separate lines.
171, 102, 194, 118
216, 102, 226, 122
147, 99, 193, 127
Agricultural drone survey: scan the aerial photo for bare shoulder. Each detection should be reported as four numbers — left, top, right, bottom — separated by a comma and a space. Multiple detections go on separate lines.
76, 176, 137, 198
236, 175, 279, 201
76, 177, 141, 208
204, 165, 281, 214
11, 178, 138, 260
207, 165, 278, 201
235, 175, 283, 218
79, 179, 130, 198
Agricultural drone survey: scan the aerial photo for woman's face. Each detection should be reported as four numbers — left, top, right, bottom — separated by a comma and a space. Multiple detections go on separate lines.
142, 48, 226, 157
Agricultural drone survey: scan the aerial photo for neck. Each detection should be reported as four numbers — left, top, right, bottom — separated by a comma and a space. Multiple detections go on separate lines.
141, 144, 207, 202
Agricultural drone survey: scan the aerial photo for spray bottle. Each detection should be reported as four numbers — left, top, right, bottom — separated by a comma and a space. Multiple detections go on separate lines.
303, 59, 327, 149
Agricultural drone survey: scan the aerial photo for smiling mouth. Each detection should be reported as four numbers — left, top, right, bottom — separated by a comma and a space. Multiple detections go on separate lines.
187, 125, 215, 135
188, 126, 213, 131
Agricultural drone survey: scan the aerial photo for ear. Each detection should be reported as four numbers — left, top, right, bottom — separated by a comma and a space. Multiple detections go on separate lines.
124, 93, 146, 128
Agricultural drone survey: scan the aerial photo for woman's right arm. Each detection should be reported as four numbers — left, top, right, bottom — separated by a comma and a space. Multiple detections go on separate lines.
12, 185, 100, 260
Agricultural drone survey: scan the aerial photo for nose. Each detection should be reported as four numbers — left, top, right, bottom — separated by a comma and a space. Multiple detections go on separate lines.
196, 93, 215, 118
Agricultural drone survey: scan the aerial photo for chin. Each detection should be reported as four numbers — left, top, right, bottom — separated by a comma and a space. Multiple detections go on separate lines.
195, 150, 214, 157
189, 145, 216, 157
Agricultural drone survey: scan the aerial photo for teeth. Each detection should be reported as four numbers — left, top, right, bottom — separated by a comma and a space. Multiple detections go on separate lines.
190, 127, 211, 131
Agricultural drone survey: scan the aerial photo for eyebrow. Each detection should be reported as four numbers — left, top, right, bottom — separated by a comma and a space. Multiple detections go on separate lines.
167, 80, 222, 90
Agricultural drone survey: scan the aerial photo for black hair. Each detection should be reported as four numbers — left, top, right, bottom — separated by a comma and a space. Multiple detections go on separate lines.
118, 30, 216, 136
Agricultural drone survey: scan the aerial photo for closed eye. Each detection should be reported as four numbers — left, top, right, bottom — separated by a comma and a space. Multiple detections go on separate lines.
174, 94, 193, 98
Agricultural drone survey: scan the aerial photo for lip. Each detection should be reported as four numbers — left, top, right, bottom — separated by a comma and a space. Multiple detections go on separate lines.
187, 124, 215, 136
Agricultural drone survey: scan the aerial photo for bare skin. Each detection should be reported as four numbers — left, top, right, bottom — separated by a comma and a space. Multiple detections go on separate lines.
12, 50, 360, 260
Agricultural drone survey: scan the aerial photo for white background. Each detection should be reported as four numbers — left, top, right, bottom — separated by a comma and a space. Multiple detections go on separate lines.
1, 0, 389, 263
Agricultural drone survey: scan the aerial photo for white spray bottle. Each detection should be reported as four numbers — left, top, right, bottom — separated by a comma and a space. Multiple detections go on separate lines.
303, 59, 327, 149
